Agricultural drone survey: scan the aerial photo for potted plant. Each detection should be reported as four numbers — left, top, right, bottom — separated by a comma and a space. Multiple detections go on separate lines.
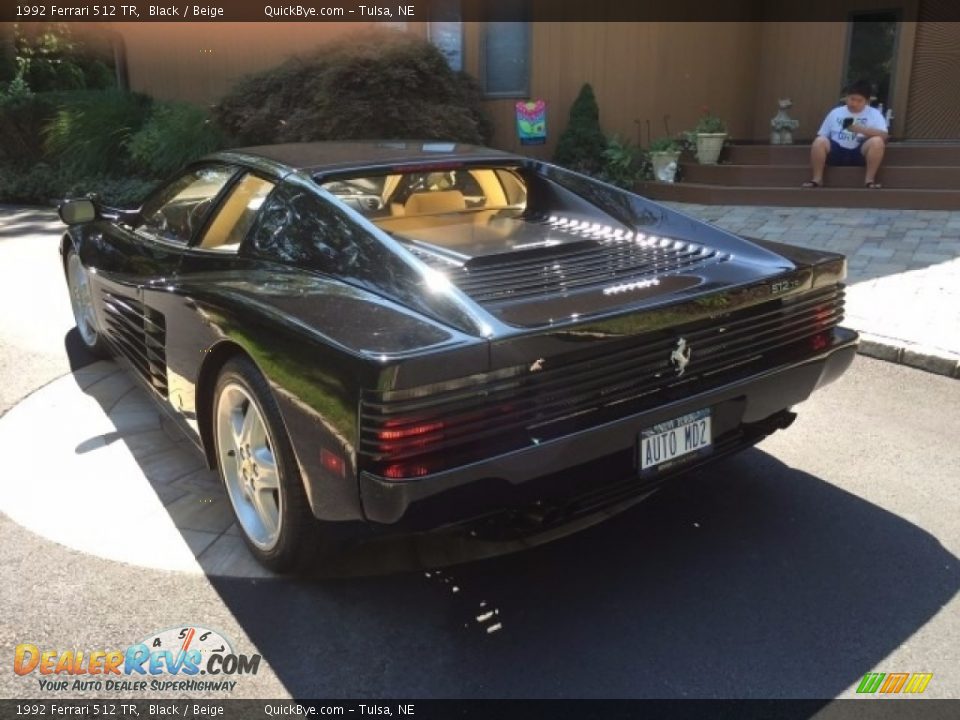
598, 135, 647, 190
690, 106, 727, 165
648, 136, 682, 183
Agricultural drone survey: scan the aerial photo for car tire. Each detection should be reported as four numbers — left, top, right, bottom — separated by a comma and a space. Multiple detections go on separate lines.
65, 247, 110, 358
212, 355, 324, 573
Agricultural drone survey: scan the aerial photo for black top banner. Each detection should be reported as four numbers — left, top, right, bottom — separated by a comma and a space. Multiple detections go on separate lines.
4, 0, 960, 23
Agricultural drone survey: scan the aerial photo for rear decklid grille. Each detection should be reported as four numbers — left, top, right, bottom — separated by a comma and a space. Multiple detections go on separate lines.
405, 216, 730, 306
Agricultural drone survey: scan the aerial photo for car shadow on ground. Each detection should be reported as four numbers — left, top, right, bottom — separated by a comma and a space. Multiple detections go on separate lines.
204, 449, 958, 698
65, 327, 102, 371
60, 353, 959, 698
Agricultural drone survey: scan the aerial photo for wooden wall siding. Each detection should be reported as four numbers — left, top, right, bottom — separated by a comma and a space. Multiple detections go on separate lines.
111, 22, 413, 105
750, 23, 849, 143
750, 6, 920, 143
905, 8, 960, 138
890, 21, 918, 137
477, 22, 763, 158
104, 14, 944, 151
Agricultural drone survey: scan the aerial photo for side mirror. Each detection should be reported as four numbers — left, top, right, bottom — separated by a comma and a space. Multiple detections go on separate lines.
58, 198, 97, 225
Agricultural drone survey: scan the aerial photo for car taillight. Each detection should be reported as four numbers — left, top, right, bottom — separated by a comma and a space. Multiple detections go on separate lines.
810, 330, 831, 351
370, 401, 517, 480
377, 421, 445, 442
809, 304, 835, 351
814, 306, 834, 329
383, 463, 433, 480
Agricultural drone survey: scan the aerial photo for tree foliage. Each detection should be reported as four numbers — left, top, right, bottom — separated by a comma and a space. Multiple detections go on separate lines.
1, 91, 223, 206
128, 101, 225, 177
212, 30, 492, 146
552, 83, 607, 175
0, 25, 16, 85
0, 24, 225, 206
8, 23, 116, 93
43, 89, 152, 175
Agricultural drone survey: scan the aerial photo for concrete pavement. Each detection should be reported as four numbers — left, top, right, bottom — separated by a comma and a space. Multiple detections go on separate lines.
0, 207, 80, 412
0, 360, 275, 578
665, 202, 960, 378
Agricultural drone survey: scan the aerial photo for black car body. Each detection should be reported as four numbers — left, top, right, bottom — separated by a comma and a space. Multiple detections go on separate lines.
59, 141, 858, 571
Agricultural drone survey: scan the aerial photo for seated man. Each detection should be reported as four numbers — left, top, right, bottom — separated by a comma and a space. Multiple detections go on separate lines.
803, 79, 889, 189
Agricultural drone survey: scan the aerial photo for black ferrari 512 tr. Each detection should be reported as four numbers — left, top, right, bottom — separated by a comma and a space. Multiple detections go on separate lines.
58, 141, 858, 572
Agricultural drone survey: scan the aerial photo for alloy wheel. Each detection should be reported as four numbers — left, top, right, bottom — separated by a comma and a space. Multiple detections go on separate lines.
67, 253, 98, 347
216, 382, 283, 550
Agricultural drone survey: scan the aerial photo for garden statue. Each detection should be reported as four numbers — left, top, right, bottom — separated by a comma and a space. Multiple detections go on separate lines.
770, 98, 800, 145
655, 158, 678, 183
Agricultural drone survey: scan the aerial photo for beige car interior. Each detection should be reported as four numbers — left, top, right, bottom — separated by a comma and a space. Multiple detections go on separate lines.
200, 174, 276, 252
403, 189, 467, 215
145, 169, 234, 244
372, 169, 526, 240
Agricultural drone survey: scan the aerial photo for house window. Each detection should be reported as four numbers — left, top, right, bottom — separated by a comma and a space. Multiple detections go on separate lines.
429, 0, 463, 71
843, 11, 900, 108
483, 19, 530, 98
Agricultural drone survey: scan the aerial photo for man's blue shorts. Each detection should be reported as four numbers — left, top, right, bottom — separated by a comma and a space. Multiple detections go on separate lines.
827, 140, 866, 167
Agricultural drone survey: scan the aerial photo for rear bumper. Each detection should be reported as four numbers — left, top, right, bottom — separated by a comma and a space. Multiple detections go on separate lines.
357, 326, 858, 533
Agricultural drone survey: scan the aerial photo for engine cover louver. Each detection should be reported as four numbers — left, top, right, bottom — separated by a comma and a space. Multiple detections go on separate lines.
406, 216, 729, 306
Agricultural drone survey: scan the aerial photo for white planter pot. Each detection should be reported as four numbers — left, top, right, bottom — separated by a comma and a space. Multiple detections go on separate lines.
695, 133, 727, 165
650, 151, 681, 183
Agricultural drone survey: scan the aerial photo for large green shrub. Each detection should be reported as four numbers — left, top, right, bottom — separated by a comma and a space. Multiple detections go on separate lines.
74, 174, 157, 206
213, 30, 492, 146
128, 101, 225, 177
213, 59, 316, 146
43, 89, 152, 175
0, 89, 226, 206
553, 83, 607, 176
0, 163, 154, 206
0, 92, 57, 167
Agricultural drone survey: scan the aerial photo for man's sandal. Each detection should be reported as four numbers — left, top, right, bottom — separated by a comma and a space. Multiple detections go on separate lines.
801, 180, 821, 188
865, 181, 883, 189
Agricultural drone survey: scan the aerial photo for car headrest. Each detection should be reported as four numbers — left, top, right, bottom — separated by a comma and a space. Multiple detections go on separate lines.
404, 190, 467, 215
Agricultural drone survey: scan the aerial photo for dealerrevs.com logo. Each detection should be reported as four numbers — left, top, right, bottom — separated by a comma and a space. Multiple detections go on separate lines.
14, 625, 261, 693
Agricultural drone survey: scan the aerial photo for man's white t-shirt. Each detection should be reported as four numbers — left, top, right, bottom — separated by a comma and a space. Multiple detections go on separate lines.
817, 105, 888, 149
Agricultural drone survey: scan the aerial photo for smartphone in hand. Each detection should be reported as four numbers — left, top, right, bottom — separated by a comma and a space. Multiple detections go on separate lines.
842, 117, 855, 129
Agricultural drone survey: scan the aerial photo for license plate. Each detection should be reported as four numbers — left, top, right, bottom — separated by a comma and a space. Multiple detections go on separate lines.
639, 408, 712, 472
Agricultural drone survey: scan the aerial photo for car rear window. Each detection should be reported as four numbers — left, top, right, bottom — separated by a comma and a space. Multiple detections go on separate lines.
319, 166, 527, 224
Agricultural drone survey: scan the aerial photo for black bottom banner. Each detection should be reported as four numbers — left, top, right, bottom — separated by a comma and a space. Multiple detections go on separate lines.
3, 699, 960, 720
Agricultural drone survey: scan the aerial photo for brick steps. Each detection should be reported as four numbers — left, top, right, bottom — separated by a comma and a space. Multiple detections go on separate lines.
680, 164, 960, 190
725, 143, 960, 167
637, 181, 960, 211
638, 142, 960, 210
